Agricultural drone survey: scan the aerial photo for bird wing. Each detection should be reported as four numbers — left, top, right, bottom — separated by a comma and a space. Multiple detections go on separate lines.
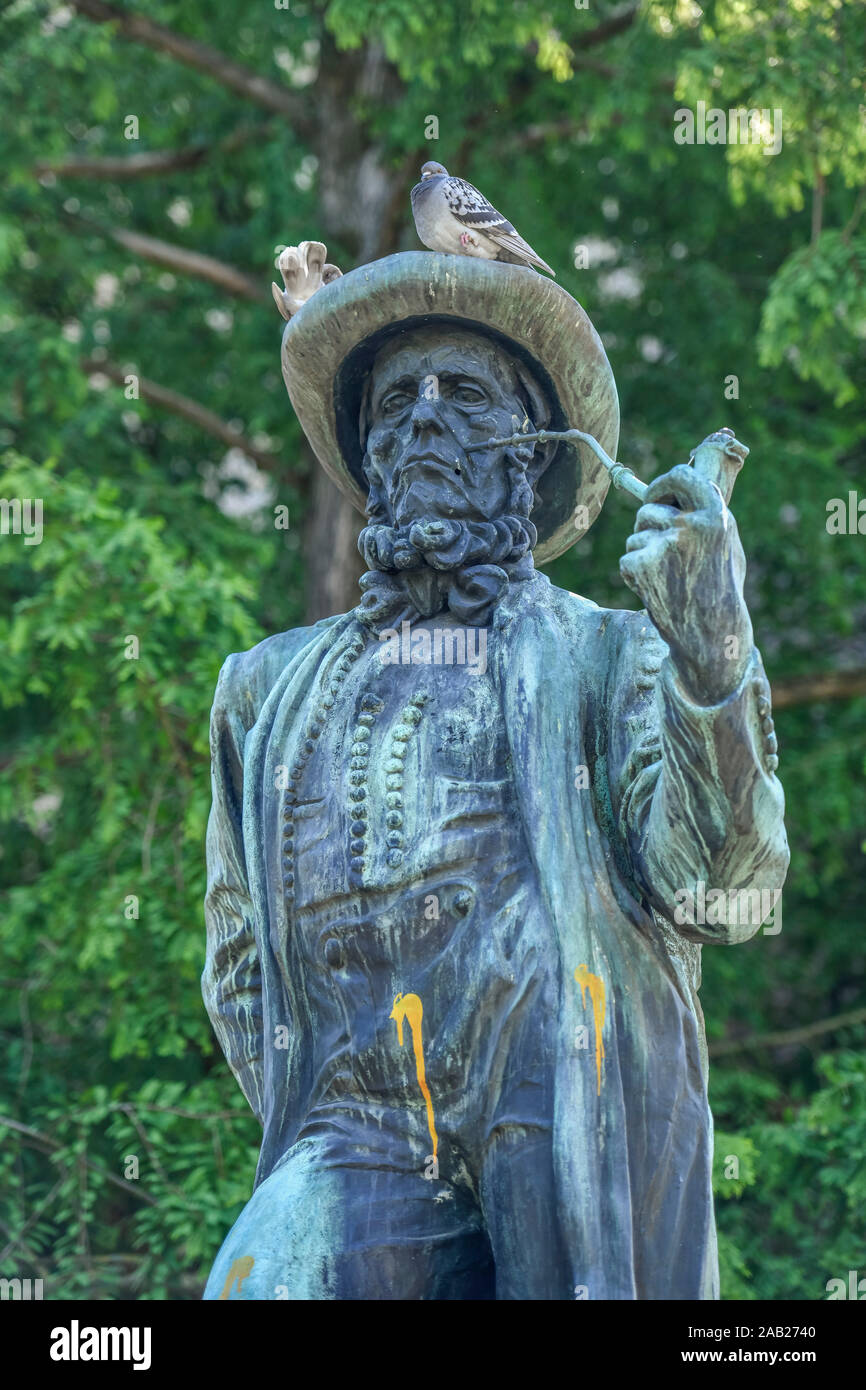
444, 177, 517, 236
443, 177, 555, 276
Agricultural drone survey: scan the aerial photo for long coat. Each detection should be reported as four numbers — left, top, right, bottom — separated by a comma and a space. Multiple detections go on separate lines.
202, 571, 789, 1299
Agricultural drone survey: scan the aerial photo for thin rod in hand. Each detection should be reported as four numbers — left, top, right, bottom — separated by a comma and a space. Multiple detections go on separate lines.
465, 428, 649, 502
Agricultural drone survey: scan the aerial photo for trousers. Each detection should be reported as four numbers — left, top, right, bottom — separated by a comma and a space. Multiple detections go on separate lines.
202, 1107, 573, 1300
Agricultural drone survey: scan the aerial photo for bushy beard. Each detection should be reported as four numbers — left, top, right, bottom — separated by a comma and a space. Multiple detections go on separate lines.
356, 455, 538, 631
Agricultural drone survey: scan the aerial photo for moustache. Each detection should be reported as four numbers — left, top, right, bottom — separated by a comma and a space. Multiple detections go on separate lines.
392, 450, 468, 493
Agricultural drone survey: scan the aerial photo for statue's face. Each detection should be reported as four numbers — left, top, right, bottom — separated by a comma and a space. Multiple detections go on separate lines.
363, 327, 534, 527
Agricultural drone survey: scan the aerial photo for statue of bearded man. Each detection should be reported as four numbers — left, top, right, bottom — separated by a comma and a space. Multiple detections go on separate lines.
201, 252, 789, 1302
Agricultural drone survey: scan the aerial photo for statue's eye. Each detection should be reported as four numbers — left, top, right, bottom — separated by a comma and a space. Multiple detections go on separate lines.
381, 392, 412, 416
453, 385, 485, 405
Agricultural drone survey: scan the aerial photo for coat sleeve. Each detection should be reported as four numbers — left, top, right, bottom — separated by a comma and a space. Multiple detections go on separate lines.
604, 611, 790, 944
201, 652, 266, 1123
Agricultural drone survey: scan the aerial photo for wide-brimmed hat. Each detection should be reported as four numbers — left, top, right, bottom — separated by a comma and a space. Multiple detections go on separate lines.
280, 251, 619, 563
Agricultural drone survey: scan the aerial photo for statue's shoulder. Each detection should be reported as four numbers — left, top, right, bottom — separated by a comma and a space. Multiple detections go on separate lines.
213, 613, 345, 730
541, 579, 643, 633
542, 581, 668, 668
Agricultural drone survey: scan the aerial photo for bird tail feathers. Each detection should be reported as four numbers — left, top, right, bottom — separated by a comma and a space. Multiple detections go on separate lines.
491, 230, 556, 277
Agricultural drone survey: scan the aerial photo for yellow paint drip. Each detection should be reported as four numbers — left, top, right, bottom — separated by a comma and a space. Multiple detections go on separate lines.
218, 1255, 255, 1300
391, 992, 438, 1158
574, 964, 606, 1095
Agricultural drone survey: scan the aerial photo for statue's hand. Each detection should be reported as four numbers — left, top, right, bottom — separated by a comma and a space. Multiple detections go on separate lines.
619, 463, 753, 705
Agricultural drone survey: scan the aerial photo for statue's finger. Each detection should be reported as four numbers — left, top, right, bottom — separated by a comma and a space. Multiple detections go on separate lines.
624, 526, 678, 553
643, 463, 723, 515
634, 502, 685, 534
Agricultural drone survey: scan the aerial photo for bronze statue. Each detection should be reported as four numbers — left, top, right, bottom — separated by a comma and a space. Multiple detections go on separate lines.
202, 247, 788, 1300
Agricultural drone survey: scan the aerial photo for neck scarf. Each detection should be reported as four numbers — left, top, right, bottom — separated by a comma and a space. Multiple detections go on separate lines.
355, 516, 537, 632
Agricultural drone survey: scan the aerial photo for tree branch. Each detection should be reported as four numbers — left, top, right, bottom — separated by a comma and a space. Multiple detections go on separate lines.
811, 162, 826, 246
80, 358, 288, 474
64, 209, 268, 300
709, 1006, 866, 1058
34, 121, 271, 182
456, 5, 646, 169
771, 668, 866, 709
573, 3, 640, 51
0, 1176, 64, 1267
0, 1218, 53, 1280
842, 185, 866, 244
510, 118, 589, 149
106, 226, 267, 301
0, 1115, 159, 1206
69, 0, 314, 134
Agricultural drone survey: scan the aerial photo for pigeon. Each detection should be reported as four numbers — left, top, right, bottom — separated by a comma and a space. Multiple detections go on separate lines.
411, 162, 555, 277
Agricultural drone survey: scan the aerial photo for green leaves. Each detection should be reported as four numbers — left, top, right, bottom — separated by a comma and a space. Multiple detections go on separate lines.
713, 1132, 758, 1199
0, 447, 274, 1294
662, 0, 866, 215
711, 1052, 866, 1300
758, 232, 866, 405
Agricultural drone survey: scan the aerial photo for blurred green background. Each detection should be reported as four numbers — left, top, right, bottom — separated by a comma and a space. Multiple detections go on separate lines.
1, 0, 864, 1299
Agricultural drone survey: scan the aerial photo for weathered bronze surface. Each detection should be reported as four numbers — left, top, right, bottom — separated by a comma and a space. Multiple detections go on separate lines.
201, 250, 789, 1300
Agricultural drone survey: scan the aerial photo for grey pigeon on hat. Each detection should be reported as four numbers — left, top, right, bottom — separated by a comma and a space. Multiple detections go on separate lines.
411, 161, 556, 277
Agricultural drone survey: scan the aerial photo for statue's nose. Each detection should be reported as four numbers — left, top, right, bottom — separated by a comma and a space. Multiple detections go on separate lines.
410, 392, 444, 436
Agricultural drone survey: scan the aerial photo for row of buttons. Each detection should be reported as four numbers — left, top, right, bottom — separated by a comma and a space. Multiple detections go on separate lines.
347, 691, 385, 878
381, 692, 429, 870
282, 632, 367, 902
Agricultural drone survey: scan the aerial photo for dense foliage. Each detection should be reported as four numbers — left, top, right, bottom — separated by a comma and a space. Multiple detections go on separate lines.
1, 0, 864, 1300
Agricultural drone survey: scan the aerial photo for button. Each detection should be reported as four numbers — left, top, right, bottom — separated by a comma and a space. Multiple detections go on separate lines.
454, 889, 474, 916
323, 937, 344, 969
